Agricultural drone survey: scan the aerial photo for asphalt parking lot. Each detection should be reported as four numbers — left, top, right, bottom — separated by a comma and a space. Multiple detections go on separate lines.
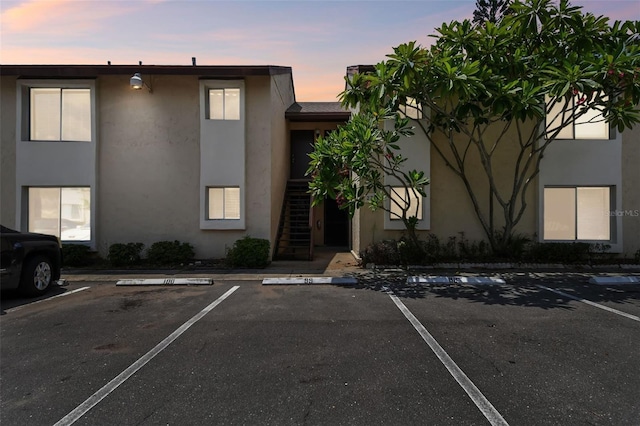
1, 274, 639, 425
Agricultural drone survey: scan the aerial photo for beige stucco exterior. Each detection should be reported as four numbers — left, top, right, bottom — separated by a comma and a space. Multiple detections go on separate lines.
269, 74, 296, 253
1, 65, 638, 260
1, 68, 295, 260
352, 114, 638, 258
97, 73, 294, 258
352, 121, 538, 255
98, 74, 203, 255
0, 77, 17, 226
621, 124, 640, 257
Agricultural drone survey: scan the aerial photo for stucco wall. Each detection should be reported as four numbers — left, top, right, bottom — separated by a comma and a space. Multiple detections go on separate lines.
98, 74, 204, 255
199, 79, 246, 230
622, 125, 640, 257
2, 72, 291, 260
245, 76, 274, 244
14, 79, 98, 243
354, 121, 538, 253
540, 135, 623, 252
270, 74, 296, 254
98, 74, 281, 259
0, 77, 17, 227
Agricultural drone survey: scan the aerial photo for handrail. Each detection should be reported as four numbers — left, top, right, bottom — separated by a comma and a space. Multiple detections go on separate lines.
308, 193, 314, 260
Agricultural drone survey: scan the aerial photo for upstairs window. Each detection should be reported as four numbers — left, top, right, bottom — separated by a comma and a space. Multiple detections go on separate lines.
399, 97, 423, 120
30, 88, 91, 141
208, 88, 240, 120
545, 95, 609, 140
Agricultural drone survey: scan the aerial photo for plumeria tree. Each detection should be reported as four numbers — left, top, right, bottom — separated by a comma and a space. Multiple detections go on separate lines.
473, 0, 512, 24
308, 0, 640, 255
307, 105, 429, 249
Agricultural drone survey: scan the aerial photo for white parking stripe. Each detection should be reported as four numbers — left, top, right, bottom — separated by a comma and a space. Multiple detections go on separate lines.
6, 286, 90, 312
388, 293, 509, 426
537, 285, 640, 322
54, 285, 240, 426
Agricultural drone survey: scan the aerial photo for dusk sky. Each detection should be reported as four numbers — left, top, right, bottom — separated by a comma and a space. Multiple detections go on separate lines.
1, 0, 639, 101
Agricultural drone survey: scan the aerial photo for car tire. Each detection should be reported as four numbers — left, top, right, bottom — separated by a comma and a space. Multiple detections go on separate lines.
19, 255, 53, 296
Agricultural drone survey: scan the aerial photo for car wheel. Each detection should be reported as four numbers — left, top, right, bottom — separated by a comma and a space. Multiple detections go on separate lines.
20, 255, 53, 296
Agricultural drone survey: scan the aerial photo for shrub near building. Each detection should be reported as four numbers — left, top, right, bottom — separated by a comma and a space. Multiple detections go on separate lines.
147, 241, 195, 266
226, 236, 270, 268
108, 243, 144, 267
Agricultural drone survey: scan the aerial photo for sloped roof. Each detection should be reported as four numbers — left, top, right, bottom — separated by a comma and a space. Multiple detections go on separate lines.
285, 102, 350, 122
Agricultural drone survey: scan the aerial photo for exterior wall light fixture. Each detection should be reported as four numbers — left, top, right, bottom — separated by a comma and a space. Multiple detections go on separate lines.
130, 73, 152, 92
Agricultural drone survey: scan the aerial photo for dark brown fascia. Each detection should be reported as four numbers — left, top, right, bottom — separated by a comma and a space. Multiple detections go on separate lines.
0, 64, 292, 78
285, 112, 351, 122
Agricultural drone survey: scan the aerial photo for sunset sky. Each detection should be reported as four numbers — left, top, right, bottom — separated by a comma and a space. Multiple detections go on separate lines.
1, 0, 639, 101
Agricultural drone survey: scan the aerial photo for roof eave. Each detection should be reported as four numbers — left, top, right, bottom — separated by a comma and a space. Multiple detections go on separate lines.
285, 112, 351, 122
0, 64, 292, 78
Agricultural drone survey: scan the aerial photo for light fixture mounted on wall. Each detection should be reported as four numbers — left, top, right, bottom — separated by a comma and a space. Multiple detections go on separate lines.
130, 73, 152, 93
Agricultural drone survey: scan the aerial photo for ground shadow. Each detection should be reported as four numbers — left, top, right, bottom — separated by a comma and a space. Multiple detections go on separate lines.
337, 269, 640, 312
1, 284, 70, 314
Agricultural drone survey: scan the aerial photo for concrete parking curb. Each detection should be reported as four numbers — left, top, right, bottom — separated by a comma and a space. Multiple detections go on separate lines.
589, 276, 640, 285
370, 263, 640, 271
262, 277, 358, 285
116, 278, 213, 286
407, 276, 506, 285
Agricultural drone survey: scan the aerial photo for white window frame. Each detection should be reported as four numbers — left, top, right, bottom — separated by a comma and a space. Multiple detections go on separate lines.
543, 186, 612, 242
21, 84, 94, 143
545, 95, 610, 140
26, 186, 92, 242
15, 80, 98, 248
199, 80, 245, 230
399, 97, 423, 120
206, 187, 241, 220
206, 87, 241, 121
389, 186, 424, 221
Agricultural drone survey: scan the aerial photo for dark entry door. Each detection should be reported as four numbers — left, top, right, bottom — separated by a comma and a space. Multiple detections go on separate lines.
290, 130, 315, 179
324, 198, 349, 247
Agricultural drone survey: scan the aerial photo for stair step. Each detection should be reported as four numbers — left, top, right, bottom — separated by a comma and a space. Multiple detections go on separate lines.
274, 180, 313, 261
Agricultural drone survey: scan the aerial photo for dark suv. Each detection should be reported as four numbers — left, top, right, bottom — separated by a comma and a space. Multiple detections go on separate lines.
0, 225, 62, 296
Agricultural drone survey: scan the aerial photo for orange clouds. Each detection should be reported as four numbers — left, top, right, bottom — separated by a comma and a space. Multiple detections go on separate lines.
1, 0, 135, 35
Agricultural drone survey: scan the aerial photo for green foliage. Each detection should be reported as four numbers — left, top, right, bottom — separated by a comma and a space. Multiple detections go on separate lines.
457, 232, 493, 261
397, 238, 428, 266
307, 107, 430, 253
307, 109, 429, 218
226, 236, 270, 268
473, 0, 512, 24
332, 0, 640, 253
360, 234, 622, 265
525, 242, 591, 264
61, 244, 92, 267
492, 231, 531, 259
108, 243, 144, 267
360, 240, 402, 266
147, 240, 195, 266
